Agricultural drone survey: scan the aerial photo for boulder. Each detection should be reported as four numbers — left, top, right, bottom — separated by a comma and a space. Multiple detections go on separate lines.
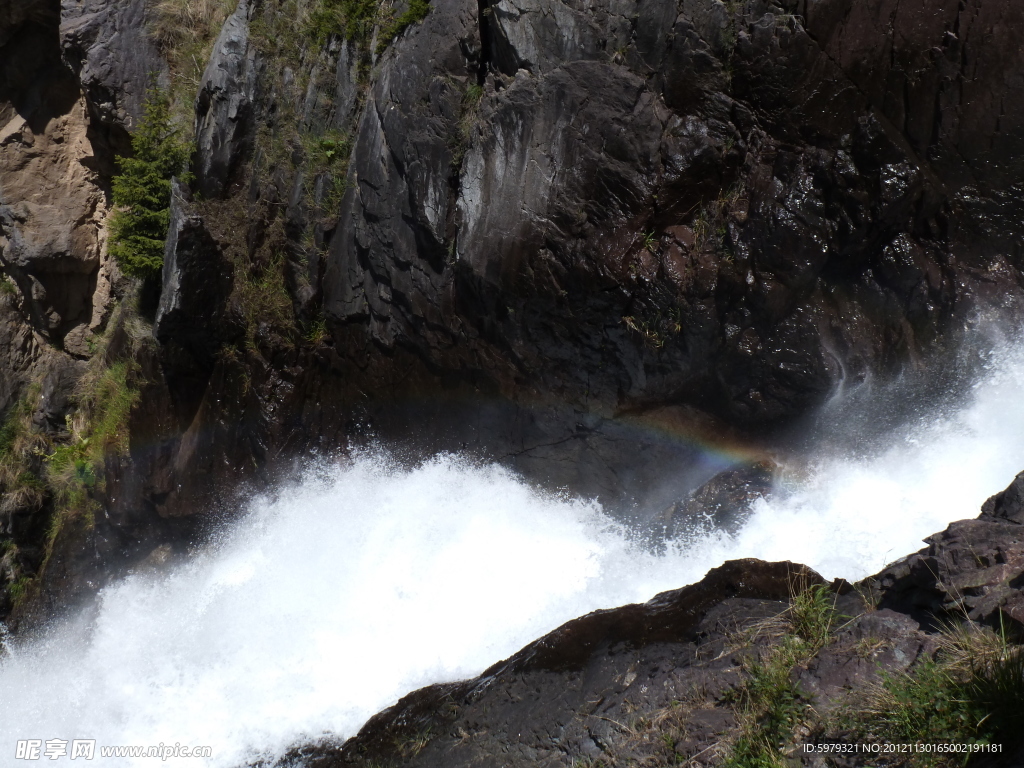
664, 460, 776, 537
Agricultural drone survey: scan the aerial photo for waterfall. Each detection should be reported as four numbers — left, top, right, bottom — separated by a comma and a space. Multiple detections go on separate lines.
3, 340, 1024, 766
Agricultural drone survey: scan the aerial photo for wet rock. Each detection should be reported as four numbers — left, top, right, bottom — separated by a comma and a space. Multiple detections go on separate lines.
322, 0, 1024, 441
867, 472, 1024, 631
663, 460, 776, 537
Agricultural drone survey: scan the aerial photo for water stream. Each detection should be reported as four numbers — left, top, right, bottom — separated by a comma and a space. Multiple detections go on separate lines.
3, 339, 1024, 766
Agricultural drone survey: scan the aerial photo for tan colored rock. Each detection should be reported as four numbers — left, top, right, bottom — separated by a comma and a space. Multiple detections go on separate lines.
0, 92, 112, 346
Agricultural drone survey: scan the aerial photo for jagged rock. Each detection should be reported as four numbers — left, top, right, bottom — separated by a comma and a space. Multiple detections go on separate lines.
59, 0, 166, 142
330, 40, 360, 130
322, 0, 1024, 447
867, 471, 1024, 631
194, 0, 262, 199
154, 180, 238, 427
155, 181, 235, 368
981, 470, 1024, 525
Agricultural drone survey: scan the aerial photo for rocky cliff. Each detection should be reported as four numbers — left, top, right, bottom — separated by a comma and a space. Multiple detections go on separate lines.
1, 0, 1024, 627
261, 471, 1024, 768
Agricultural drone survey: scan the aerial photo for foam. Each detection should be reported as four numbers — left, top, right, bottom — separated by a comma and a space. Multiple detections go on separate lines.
3, 343, 1024, 766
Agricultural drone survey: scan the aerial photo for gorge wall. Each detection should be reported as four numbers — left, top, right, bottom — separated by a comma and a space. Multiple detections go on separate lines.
1, 0, 1023, 622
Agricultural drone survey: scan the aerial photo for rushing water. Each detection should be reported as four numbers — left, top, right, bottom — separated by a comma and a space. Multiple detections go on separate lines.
3, 339, 1024, 766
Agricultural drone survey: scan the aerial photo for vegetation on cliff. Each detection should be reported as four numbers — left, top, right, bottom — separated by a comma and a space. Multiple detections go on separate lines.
108, 90, 192, 279
306, 0, 431, 51
0, 305, 144, 615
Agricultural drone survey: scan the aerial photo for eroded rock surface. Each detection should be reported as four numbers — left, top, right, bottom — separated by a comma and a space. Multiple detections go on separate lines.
60, 0, 166, 148
324, 0, 1024, 439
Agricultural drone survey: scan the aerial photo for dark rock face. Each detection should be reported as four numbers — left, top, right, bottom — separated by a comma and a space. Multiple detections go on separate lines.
3, 0, 1024, 651
323, 0, 1024, 443
155, 180, 238, 427
267, 471, 1024, 768
194, 0, 262, 199
42, 0, 1018, 547
59, 0, 167, 147
869, 517, 1024, 633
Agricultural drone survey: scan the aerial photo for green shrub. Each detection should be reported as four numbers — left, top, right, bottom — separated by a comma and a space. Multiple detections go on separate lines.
377, 0, 430, 52
108, 89, 192, 279
306, 0, 380, 46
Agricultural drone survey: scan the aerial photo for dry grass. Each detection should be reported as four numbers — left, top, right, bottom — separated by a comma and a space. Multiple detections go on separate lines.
932, 621, 1009, 676
149, 0, 236, 106
150, 0, 233, 57
841, 620, 1024, 766
0, 389, 47, 521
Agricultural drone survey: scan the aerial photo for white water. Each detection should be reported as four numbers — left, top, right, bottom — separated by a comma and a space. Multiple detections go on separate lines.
2, 340, 1024, 767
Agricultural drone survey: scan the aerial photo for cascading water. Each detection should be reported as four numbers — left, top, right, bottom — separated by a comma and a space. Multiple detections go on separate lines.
3, 339, 1024, 766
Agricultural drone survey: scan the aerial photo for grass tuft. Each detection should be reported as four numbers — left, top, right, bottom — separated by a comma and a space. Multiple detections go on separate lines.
725, 636, 806, 768
848, 621, 1024, 765
789, 582, 840, 652
723, 582, 841, 768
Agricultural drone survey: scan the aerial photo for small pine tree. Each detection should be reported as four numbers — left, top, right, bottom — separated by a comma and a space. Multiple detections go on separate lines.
108, 89, 192, 279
